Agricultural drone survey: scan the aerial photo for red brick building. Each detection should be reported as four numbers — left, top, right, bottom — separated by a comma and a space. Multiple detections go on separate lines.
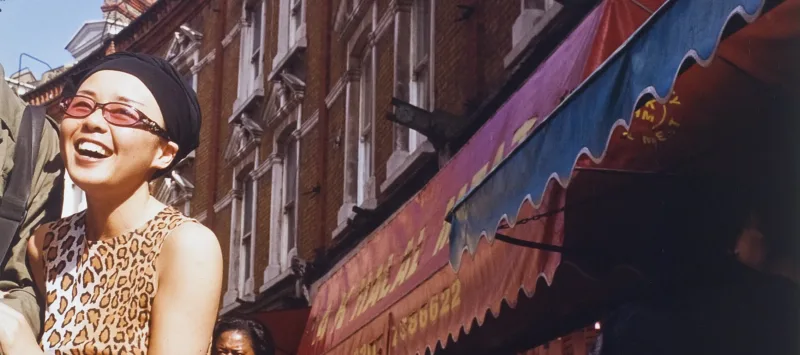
24, 0, 591, 351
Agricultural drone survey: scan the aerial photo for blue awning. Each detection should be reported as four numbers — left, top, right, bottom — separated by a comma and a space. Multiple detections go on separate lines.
448, 0, 766, 269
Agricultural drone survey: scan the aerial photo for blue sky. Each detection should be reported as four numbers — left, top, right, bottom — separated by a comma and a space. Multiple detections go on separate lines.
0, 0, 102, 78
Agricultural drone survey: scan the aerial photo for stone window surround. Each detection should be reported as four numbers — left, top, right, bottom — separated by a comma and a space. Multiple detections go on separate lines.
221, 150, 259, 313
251, 79, 306, 293
165, 25, 203, 92
505, 0, 563, 69
234, 0, 267, 115
263, 108, 302, 285
383, 0, 436, 194
271, 0, 308, 74
152, 154, 196, 215
334, 1, 379, 239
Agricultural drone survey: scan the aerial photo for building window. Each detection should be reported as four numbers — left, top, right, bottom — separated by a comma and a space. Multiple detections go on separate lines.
250, 1, 263, 80
282, 137, 298, 258
239, 175, 255, 292
507, 0, 560, 68
289, 0, 303, 46
239, 0, 265, 100
409, 0, 432, 151
357, 51, 374, 205
274, 0, 306, 70
165, 25, 201, 92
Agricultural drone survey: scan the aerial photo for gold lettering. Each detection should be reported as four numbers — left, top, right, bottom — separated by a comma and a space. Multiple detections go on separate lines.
406, 248, 421, 281
315, 310, 330, 340
429, 295, 439, 322
642, 136, 657, 145
492, 142, 506, 169
350, 276, 370, 321
622, 131, 635, 141
389, 240, 414, 293
419, 306, 429, 329
644, 99, 656, 110
434, 197, 456, 256
655, 131, 666, 142
669, 95, 681, 105
512, 117, 538, 146
439, 286, 451, 316
408, 312, 418, 336
639, 110, 655, 123
399, 317, 408, 341
377, 254, 394, 301
364, 269, 382, 312
471, 164, 489, 190
450, 279, 462, 310
334, 288, 353, 330
456, 184, 468, 201
668, 118, 680, 127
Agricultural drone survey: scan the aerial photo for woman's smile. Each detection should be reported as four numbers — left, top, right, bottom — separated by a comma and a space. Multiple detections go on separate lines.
74, 138, 113, 161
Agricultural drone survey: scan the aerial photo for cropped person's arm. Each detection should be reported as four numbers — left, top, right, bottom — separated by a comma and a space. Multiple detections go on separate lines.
149, 222, 222, 355
0, 225, 51, 355
0, 116, 63, 337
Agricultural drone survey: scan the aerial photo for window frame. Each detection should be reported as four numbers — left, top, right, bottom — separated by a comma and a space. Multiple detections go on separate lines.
356, 49, 374, 206
408, 0, 433, 151
281, 132, 299, 264
238, 0, 266, 101
288, 0, 304, 46
238, 174, 257, 294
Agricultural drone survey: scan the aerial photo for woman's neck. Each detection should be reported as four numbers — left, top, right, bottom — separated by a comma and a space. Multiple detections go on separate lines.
83, 182, 162, 242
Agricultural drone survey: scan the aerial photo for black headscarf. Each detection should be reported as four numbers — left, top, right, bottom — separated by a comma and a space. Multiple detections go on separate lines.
65, 52, 201, 178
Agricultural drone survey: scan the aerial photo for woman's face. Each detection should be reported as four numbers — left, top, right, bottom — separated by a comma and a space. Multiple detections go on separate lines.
60, 70, 177, 192
214, 330, 255, 355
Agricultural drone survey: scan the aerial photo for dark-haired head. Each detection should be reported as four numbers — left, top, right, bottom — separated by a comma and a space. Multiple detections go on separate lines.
59, 51, 201, 195
213, 317, 275, 355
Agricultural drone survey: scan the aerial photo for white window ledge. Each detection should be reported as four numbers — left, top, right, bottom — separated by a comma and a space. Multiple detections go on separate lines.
332, 195, 377, 239
333, 202, 356, 239
259, 265, 294, 293
231, 86, 266, 122
240, 277, 256, 302
269, 35, 307, 81
504, 2, 563, 69
220, 289, 241, 314
381, 140, 436, 193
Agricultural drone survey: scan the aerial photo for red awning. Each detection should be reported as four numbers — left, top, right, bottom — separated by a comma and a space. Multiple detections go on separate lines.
296, 1, 661, 354
251, 308, 311, 355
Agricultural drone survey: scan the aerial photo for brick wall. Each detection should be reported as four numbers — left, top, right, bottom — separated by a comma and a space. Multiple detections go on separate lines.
155, 0, 539, 313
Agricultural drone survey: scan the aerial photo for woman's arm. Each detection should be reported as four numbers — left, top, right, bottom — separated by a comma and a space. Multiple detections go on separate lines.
27, 225, 48, 300
149, 222, 223, 355
0, 225, 51, 355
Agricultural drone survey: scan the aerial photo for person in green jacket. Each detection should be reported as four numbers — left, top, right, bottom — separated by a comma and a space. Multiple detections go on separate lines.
0, 64, 64, 343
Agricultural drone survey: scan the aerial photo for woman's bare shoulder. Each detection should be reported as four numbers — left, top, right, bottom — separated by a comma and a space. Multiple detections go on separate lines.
159, 221, 221, 268
29, 213, 82, 252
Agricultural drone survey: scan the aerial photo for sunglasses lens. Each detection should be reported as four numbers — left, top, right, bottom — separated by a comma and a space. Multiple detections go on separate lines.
63, 96, 95, 117
103, 103, 141, 126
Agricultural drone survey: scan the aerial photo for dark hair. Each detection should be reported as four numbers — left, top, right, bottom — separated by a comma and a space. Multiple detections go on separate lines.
213, 317, 275, 355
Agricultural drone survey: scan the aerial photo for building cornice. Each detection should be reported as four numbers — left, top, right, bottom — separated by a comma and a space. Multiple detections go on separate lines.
213, 190, 236, 213
300, 110, 319, 137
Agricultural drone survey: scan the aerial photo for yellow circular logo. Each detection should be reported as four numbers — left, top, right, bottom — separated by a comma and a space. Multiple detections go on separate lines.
622, 92, 682, 145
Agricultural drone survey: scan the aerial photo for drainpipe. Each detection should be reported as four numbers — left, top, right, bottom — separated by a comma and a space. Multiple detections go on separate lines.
207, 0, 226, 231
317, 0, 332, 253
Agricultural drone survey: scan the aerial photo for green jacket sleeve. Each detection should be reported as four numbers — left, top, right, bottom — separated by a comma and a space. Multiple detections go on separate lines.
0, 65, 64, 337
0, 122, 63, 336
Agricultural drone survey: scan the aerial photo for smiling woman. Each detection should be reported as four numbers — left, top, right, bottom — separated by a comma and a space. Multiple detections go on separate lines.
0, 52, 223, 355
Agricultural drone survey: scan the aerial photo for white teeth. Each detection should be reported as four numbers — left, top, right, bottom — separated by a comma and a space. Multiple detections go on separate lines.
77, 141, 111, 157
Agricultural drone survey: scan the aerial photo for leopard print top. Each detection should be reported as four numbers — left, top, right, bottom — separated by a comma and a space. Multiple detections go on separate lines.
40, 207, 193, 354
